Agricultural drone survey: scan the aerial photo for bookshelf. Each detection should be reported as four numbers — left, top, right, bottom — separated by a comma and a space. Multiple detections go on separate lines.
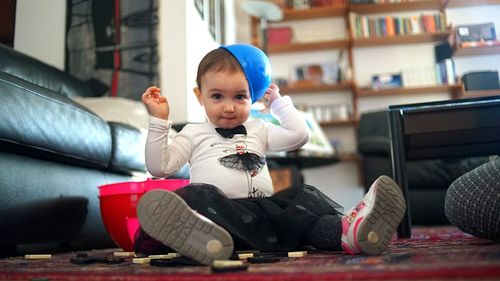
282, 81, 353, 93
356, 84, 463, 98
255, 1, 357, 129
349, 0, 446, 13
352, 31, 451, 47
453, 44, 500, 57
268, 39, 350, 53
281, 4, 347, 19
458, 89, 500, 98
253, 0, 459, 108
447, 0, 500, 8
249, 0, 500, 164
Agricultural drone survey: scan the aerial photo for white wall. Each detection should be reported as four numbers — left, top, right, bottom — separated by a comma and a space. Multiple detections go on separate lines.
14, 0, 66, 69
161, 0, 237, 123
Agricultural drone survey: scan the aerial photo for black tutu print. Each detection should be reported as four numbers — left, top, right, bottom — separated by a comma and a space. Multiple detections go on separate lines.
219, 152, 265, 176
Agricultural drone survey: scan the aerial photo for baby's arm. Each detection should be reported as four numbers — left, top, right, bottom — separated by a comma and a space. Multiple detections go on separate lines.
264, 85, 310, 151
141, 86, 189, 178
145, 118, 190, 178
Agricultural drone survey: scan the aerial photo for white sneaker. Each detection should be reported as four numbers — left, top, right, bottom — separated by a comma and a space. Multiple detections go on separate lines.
341, 175, 406, 255
137, 189, 234, 265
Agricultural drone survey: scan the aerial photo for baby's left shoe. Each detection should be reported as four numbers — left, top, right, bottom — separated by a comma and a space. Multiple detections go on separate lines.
137, 189, 234, 265
341, 175, 406, 255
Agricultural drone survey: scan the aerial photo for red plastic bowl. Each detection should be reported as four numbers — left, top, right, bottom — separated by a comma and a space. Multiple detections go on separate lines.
98, 178, 189, 251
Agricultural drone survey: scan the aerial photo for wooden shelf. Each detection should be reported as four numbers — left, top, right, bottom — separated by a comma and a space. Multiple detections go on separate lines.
319, 117, 358, 127
454, 44, 500, 57
282, 5, 347, 21
350, 0, 446, 14
356, 84, 463, 97
268, 39, 349, 53
283, 81, 353, 93
352, 31, 451, 47
268, 32, 451, 51
458, 89, 500, 98
447, 0, 500, 8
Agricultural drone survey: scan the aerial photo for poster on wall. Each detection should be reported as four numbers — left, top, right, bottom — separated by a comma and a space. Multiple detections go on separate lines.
65, 0, 159, 100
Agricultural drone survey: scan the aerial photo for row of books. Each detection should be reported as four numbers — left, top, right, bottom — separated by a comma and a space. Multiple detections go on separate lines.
436, 59, 456, 85
370, 61, 456, 90
277, 0, 347, 9
296, 103, 351, 123
349, 12, 447, 39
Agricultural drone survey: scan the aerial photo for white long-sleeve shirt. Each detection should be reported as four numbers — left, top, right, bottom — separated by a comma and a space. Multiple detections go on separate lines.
145, 96, 310, 198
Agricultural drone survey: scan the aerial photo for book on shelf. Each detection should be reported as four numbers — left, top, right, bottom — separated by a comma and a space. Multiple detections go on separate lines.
349, 11, 447, 39
267, 27, 293, 45
435, 58, 456, 85
401, 66, 438, 88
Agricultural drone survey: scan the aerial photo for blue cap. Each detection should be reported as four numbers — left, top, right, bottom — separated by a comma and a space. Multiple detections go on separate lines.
220, 44, 272, 104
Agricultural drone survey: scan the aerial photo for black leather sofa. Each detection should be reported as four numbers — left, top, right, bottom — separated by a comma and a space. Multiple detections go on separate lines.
357, 110, 489, 225
0, 44, 147, 256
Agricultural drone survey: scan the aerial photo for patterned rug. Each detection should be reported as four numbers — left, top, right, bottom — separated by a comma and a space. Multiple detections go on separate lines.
0, 226, 499, 281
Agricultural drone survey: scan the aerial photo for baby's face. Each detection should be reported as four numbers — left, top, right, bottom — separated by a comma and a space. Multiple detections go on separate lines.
196, 69, 251, 129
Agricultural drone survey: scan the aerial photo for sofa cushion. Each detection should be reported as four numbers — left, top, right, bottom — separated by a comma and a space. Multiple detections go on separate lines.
71, 97, 150, 131
357, 136, 390, 156
108, 122, 146, 173
0, 72, 112, 168
0, 44, 97, 98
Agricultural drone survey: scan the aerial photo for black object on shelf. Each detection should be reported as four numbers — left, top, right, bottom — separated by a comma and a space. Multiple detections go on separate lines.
461, 71, 500, 91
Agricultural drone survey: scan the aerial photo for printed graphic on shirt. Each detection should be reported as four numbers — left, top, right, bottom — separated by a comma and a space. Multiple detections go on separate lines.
216, 134, 266, 198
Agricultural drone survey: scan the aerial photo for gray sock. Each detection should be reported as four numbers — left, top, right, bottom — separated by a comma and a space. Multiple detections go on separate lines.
445, 157, 500, 241
301, 215, 343, 251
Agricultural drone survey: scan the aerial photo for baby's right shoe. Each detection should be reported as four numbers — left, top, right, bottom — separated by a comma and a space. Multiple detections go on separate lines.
341, 175, 406, 255
137, 189, 234, 265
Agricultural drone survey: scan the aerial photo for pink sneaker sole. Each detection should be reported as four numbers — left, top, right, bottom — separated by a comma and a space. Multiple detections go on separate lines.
343, 175, 406, 255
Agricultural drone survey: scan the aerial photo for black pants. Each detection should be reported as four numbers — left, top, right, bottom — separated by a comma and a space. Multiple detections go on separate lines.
135, 183, 343, 253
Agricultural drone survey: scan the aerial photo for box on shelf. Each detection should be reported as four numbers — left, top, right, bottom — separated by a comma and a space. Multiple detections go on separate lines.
455, 23, 496, 45
461, 71, 500, 91
267, 27, 292, 45
297, 103, 351, 123
372, 73, 402, 89
402, 66, 438, 88
291, 63, 341, 85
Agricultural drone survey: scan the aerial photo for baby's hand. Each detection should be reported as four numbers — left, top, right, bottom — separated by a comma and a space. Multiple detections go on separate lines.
264, 83, 281, 107
141, 86, 170, 120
